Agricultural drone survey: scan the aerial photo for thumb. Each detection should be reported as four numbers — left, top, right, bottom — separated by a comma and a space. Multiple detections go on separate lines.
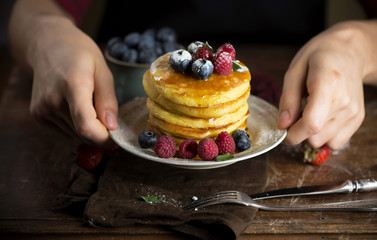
94, 59, 118, 130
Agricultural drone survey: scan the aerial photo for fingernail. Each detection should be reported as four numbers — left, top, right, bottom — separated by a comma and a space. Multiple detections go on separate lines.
279, 110, 290, 123
105, 111, 117, 130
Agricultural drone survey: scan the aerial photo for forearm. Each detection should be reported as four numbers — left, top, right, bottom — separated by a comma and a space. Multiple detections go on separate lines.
8, 0, 75, 73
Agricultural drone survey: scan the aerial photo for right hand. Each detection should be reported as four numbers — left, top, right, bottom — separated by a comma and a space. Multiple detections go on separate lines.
278, 20, 377, 150
28, 16, 118, 147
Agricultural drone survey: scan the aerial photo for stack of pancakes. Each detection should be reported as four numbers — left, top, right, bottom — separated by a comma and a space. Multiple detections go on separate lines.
143, 53, 251, 145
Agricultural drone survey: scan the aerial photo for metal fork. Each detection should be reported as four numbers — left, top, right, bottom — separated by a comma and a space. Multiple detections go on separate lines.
182, 191, 377, 211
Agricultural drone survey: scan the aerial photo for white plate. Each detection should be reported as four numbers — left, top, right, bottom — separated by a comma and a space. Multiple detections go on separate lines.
109, 95, 286, 169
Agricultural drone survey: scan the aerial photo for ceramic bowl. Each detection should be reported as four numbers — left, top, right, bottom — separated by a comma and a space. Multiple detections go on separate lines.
104, 50, 149, 105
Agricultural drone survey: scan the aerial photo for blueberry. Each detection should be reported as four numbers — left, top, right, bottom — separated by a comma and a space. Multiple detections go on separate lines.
187, 41, 204, 54
191, 59, 213, 80
142, 28, 156, 39
169, 49, 192, 73
232, 129, 251, 151
107, 36, 122, 50
138, 36, 155, 51
162, 42, 182, 54
124, 32, 141, 48
138, 49, 157, 64
138, 130, 158, 148
122, 49, 138, 63
154, 41, 164, 56
109, 42, 128, 60
156, 27, 177, 43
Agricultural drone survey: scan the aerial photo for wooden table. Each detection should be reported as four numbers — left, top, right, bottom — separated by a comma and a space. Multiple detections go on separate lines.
1, 45, 377, 239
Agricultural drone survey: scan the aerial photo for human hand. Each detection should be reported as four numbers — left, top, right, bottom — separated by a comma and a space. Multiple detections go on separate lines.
278, 20, 377, 150
28, 16, 118, 147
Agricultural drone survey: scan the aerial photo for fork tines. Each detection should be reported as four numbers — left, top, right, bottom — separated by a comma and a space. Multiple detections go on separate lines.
183, 191, 239, 210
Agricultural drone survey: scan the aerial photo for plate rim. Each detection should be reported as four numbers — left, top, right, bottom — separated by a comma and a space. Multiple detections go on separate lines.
109, 95, 287, 169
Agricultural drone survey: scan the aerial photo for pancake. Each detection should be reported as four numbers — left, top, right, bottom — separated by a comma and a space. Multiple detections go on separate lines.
149, 54, 250, 107
143, 52, 251, 146
147, 98, 249, 128
143, 70, 250, 118
148, 113, 249, 144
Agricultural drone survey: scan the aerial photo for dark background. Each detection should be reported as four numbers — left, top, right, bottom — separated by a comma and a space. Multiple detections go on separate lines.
96, 0, 325, 45
0, 0, 368, 97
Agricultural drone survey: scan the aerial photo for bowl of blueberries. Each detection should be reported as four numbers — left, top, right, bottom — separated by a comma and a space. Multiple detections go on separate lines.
105, 27, 183, 105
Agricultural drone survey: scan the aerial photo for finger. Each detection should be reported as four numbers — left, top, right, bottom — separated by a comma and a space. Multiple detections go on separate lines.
278, 68, 305, 130
308, 100, 364, 148
326, 121, 360, 150
284, 59, 334, 145
311, 106, 364, 150
278, 43, 315, 130
65, 71, 112, 146
93, 58, 118, 131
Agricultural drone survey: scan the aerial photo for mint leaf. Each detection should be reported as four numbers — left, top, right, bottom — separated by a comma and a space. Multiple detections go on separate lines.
216, 153, 234, 161
205, 41, 214, 53
232, 60, 248, 72
140, 195, 162, 204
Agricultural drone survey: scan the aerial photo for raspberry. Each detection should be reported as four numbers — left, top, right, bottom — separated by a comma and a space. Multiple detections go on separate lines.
179, 139, 198, 159
215, 131, 236, 155
216, 43, 236, 60
213, 52, 233, 76
192, 46, 213, 61
154, 135, 176, 158
198, 138, 218, 161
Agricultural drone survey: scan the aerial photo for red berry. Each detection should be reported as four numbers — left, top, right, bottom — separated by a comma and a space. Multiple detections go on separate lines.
179, 139, 198, 159
154, 135, 176, 158
215, 131, 235, 155
216, 43, 236, 60
198, 138, 218, 161
302, 142, 331, 165
192, 46, 213, 61
77, 144, 104, 171
213, 52, 233, 76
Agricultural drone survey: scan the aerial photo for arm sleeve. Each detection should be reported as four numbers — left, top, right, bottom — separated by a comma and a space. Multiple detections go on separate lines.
55, 0, 93, 25
358, 0, 377, 18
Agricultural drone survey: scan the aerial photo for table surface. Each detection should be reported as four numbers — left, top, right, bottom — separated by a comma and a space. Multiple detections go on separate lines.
1, 45, 377, 240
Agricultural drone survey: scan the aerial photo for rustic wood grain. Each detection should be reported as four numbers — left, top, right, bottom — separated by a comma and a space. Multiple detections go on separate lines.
1, 45, 377, 239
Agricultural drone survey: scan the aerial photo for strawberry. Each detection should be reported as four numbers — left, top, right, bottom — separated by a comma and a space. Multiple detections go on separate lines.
302, 142, 331, 165
77, 144, 104, 171
213, 52, 233, 75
